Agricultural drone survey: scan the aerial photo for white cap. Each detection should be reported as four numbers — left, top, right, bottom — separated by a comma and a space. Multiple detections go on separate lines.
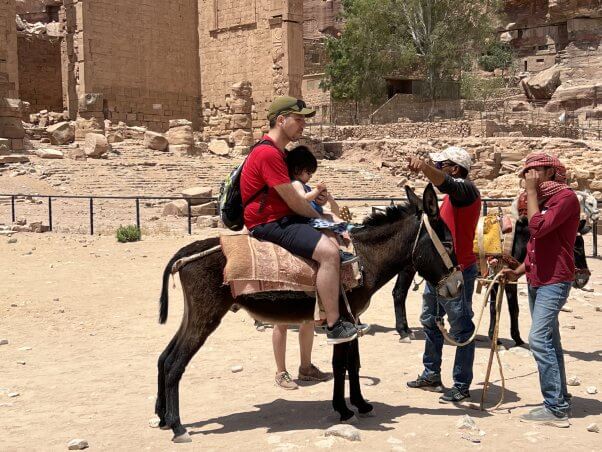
429, 146, 472, 172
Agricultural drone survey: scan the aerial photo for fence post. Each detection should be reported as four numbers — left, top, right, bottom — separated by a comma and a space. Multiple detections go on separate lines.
11, 195, 15, 222
482, 200, 488, 216
48, 196, 52, 231
89, 197, 94, 235
135, 198, 140, 230
187, 199, 192, 235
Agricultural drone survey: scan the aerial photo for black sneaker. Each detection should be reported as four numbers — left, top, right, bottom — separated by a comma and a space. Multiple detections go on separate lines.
340, 250, 359, 266
407, 375, 444, 393
326, 318, 358, 344
439, 387, 470, 403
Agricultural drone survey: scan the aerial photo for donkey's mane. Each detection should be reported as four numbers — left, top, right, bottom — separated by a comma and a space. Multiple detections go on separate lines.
361, 203, 416, 228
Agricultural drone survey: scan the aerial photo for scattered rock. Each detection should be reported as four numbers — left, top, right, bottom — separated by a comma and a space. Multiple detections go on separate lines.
324, 424, 361, 442
0, 339, 8, 345
8, 238, 17, 244
47, 121, 75, 145
460, 432, 481, 443
208, 139, 230, 156
67, 438, 89, 450
456, 414, 477, 431
16, 361, 26, 365
567, 375, 581, 386
563, 324, 576, 330
560, 305, 573, 312
586, 423, 599, 433
231, 365, 243, 373
586, 386, 598, 395
83, 133, 109, 158
19, 346, 32, 351
35, 148, 64, 159
107, 131, 124, 143
144, 131, 168, 151
166, 125, 194, 146
148, 417, 161, 428
181, 187, 213, 205
7, 392, 19, 398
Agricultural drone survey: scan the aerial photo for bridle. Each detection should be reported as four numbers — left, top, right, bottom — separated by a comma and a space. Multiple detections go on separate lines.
411, 213, 463, 298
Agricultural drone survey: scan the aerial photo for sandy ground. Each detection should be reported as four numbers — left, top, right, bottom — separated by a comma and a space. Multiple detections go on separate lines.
1, 231, 601, 452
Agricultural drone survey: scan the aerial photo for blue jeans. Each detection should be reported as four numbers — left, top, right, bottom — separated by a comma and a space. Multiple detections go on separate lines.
528, 282, 571, 417
420, 264, 478, 391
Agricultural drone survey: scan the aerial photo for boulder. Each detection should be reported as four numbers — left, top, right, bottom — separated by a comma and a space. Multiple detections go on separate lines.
125, 126, 146, 140
181, 187, 213, 205
191, 202, 217, 216
67, 147, 87, 161
208, 139, 230, 156
521, 65, 561, 100
162, 200, 189, 217
46, 121, 74, 145
168, 144, 194, 156
230, 129, 253, 147
34, 148, 64, 159
83, 133, 109, 158
144, 131, 168, 151
107, 131, 124, 143
166, 125, 194, 146
545, 83, 600, 112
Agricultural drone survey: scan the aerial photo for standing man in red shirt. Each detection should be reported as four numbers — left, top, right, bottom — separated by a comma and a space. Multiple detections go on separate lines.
405, 147, 481, 404
503, 154, 579, 428
241, 96, 358, 345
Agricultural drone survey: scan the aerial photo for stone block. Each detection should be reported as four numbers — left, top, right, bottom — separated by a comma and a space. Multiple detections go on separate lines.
162, 199, 189, 217
230, 129, 253, 147
75, 116, 104, 140
0, 117, 25, 139
83, 133, 109, 158
168, 144, 194, 155
47, 121, 75, 145
521, 65, 561, 100
67, 147, 87, 161
230, 114, 252, 129
107, 132, 124, 143
78, 93, 104, 112
169, 119, 192, 128
34, 149, 64, 159
0, 155, 29, 164
208, 139, 230, 156
144, 131, 168, 151
166, 125, 194, 146
191, 202, 217, 216
181, 187, 213, 205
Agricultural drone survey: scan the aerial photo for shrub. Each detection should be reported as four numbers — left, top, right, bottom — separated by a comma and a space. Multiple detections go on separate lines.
116, 225, 141, 243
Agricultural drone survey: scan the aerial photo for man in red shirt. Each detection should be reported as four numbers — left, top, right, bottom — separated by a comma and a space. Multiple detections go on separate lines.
241, 96, 357, 345
503, 153, 579, 428
405, 147, 481, 404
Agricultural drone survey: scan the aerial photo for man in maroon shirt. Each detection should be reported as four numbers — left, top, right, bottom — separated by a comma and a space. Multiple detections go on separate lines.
241, 96, 357, 346
503, 153, 579, 428
405, 147, 481, 404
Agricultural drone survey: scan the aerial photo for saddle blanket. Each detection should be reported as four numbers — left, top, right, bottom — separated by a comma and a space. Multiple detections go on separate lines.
220, 233, 361, 298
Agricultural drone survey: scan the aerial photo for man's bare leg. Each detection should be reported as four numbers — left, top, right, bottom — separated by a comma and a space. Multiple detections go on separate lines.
312, 234, 341, 327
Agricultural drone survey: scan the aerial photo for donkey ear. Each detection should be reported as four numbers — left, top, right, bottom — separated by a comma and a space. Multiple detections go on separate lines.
405, 185, 422, 211
422, 183, 439, 219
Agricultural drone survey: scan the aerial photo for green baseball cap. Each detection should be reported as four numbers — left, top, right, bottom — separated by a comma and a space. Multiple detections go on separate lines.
267, 96, 316, 121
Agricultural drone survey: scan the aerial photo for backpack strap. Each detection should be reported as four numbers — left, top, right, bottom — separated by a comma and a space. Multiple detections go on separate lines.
241, 139, 281, 208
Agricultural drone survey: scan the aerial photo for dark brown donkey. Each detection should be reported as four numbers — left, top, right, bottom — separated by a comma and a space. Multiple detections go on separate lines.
155, 184, 462, 443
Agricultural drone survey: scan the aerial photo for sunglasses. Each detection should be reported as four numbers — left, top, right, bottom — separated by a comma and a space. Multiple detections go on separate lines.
276, 99, 307, 118
435, 161, 455, 170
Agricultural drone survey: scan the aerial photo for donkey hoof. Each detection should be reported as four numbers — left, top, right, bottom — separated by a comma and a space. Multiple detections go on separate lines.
160, 423, 171, 431
172, 432, 192, 443
399, 336, 411, 344
341, 414, 358, 425
357, 408, 375, 418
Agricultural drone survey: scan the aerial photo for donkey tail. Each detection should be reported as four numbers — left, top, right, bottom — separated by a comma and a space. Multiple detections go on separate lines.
159, 239, 218, 324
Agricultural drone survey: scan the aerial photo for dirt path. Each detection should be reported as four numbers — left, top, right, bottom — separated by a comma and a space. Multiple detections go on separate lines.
1, 232, 601, 451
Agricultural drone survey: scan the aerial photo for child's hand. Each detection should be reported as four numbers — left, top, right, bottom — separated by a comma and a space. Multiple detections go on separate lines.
316, 181, 327, 192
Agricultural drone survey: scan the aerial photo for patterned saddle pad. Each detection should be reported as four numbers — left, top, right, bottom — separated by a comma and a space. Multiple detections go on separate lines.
220, 233, 361, 298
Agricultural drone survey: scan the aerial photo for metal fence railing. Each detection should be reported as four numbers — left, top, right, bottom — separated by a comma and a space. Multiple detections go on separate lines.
0, 193, 598, 257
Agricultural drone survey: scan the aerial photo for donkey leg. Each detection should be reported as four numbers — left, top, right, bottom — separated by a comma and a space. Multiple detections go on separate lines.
332, 343, 355, 422
393, 270, 415, 339
156, 335, 178, 428
505, 284, 524, 347
348, 339, 373, 416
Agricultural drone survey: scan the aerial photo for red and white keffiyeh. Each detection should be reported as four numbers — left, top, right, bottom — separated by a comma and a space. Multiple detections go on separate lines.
520, 153, 569, 202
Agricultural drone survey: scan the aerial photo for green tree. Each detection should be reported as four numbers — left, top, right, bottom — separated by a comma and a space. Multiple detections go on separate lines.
322, 0, 498, 102
478, 41, 514, 73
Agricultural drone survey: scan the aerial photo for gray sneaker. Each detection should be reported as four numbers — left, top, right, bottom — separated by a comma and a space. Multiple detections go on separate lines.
520, 406, 570, 428
326, 318, 358, 344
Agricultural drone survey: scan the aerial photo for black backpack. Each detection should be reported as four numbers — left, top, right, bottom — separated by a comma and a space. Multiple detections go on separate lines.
218, 139, 278, 231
